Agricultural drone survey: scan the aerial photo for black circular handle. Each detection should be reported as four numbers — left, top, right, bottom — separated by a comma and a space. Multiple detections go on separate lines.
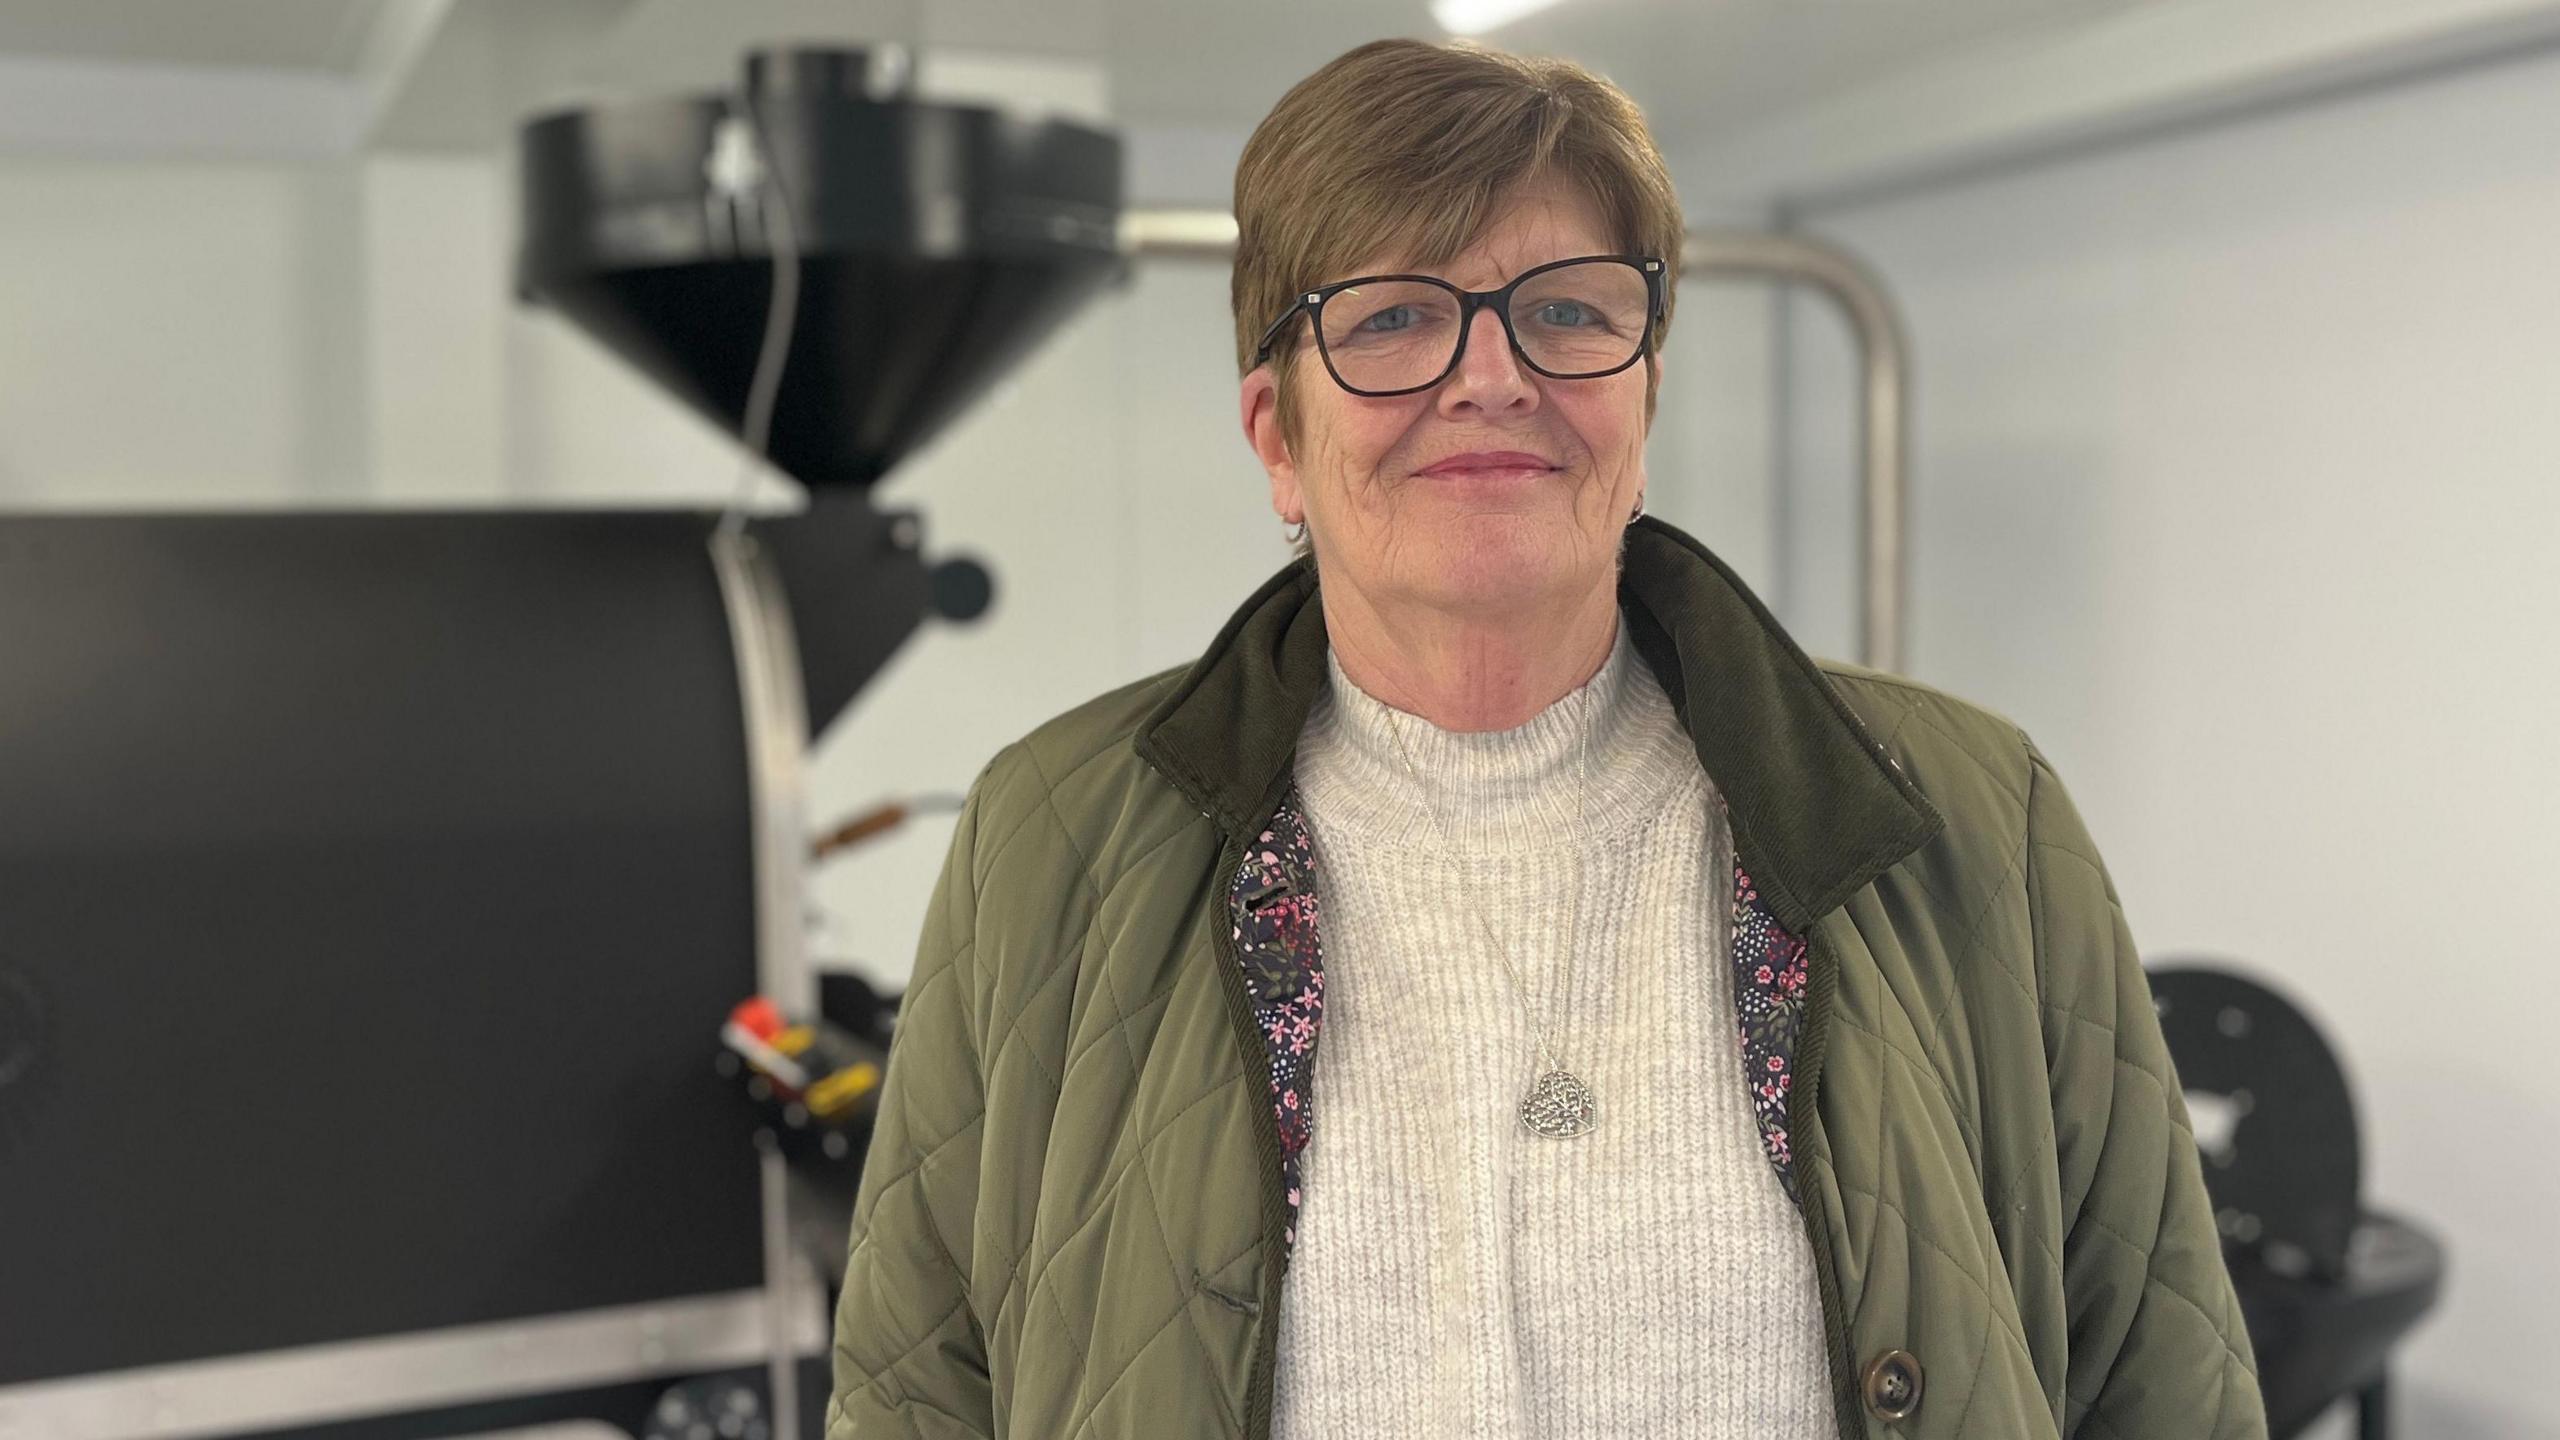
930, 555, 996, 623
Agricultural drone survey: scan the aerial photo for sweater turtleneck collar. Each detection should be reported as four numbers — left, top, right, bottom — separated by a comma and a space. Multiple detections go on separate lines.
1296, 610, 1699, 854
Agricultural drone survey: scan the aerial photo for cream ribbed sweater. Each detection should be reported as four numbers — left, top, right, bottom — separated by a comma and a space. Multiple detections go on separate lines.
1267, 614, 1835, 1439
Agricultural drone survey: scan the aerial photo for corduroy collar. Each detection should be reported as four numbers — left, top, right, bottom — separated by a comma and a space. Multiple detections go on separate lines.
1132, 514, 1944, 932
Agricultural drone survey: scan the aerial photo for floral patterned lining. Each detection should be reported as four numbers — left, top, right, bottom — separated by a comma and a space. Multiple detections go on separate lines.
1226, 789, 1327, 1249
1223, 782, 1808, 1259
1723, 792, 1810, 1204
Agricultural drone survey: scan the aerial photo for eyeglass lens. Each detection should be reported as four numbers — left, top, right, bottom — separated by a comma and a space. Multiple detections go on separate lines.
1317, 259, 1650, 393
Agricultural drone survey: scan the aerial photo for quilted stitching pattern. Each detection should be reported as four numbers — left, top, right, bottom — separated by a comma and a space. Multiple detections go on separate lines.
827, 650, 2268, 1440
830, 717, 1280, 1440
1795, 668, 2266, 1440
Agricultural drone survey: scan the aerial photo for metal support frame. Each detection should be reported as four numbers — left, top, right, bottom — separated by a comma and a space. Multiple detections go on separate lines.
708, 528, 822, 1440
0, 1292, 821, 1440
1685, 227, 1910, 675
1119, 211, 1913, 675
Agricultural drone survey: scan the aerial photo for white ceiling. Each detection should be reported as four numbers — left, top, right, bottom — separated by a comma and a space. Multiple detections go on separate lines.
9, 0, 2543, 217
1101, 0, 2154, 140
0, 0, 392, 73
0, 0, 2161, 148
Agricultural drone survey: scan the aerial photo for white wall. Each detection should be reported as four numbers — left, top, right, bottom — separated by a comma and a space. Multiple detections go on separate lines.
364, 153, 507, 500
1778, 42, 2560, 1438
0, 154, 366, 505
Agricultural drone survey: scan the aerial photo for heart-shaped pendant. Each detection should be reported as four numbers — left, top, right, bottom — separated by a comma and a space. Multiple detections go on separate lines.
1519, 1069, 1597, 1137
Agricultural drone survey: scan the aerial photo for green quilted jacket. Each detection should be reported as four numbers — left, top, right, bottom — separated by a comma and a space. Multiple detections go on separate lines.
827, 516, 2267, 1439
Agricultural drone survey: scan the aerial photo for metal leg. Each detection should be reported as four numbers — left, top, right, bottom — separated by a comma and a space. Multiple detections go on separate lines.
712, 527, 821, 1440
2357, 1370, 2391, 1440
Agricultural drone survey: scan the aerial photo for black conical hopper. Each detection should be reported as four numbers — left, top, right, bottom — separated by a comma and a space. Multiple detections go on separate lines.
516, 48, 1125, 489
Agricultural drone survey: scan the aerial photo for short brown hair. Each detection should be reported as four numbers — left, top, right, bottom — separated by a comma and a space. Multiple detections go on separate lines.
1232, 38, 1685, 457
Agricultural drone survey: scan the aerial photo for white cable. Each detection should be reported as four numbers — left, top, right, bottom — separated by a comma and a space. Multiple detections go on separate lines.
714, 90, 803, 541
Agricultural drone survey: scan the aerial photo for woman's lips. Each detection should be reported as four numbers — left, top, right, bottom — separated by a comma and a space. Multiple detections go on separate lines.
1420, 450, 1556, 476
1418, 452, 1560, 485
1429, 468, 1552, 486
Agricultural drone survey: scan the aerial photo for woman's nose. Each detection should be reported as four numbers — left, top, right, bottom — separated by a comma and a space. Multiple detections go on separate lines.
1438, 306, 1535, 409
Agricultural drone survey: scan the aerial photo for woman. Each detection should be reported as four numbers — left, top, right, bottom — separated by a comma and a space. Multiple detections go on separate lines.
829, 37, 2265, 1440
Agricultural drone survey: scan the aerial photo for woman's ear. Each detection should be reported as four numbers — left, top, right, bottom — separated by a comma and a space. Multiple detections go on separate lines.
1241, 366, 1302, 521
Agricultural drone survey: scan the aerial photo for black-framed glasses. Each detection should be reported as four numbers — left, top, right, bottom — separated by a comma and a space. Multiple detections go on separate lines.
1253, 253, 1666, 398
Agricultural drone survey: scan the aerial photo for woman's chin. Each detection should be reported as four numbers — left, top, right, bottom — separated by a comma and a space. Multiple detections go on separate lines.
1408, 521, 1581, 608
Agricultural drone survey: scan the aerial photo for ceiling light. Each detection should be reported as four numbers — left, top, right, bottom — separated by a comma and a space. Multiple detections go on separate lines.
1429, 0, 1575, 38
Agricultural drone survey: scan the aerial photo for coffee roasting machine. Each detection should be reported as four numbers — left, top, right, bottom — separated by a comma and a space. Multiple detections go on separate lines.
0, 43, 1928, 1440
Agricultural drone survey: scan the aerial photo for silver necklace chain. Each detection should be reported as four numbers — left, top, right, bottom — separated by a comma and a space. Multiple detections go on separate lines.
1380, 666, 1602, 1138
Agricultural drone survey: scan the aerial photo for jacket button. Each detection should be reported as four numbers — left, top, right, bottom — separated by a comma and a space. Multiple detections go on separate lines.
1862, 1349, 1923, 1422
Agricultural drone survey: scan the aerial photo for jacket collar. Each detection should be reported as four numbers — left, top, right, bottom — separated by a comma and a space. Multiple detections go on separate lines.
1133, 514, 1944, 932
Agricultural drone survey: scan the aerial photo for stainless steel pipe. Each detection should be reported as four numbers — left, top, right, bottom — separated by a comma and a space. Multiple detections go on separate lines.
1682, 227, 1910, 676
1120, 211, 1912, 674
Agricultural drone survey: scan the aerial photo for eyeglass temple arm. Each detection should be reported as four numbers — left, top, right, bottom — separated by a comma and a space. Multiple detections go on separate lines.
1253, 295, 1316, 366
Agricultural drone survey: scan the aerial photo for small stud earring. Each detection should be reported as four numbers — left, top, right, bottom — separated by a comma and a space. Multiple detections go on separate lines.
1629, 492, 1646, 524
